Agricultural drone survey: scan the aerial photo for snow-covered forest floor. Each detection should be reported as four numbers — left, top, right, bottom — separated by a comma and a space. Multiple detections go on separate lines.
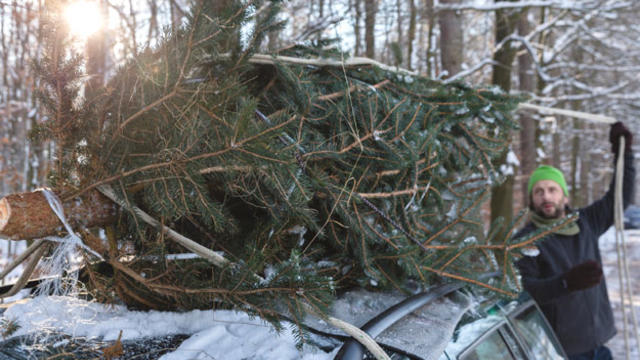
0, 227, 639, 359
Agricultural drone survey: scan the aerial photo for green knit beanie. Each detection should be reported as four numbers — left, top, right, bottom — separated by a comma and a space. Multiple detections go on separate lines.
528, 165, 568, 196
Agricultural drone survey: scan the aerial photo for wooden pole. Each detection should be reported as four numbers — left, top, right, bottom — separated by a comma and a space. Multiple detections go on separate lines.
517, 103, 616, 124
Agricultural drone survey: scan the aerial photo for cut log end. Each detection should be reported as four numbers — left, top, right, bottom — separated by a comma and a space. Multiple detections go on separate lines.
0, 198, 10, 235
0, 190, 117, 240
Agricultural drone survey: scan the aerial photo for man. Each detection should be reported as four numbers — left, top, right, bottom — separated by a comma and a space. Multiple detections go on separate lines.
516, 122, 635, 360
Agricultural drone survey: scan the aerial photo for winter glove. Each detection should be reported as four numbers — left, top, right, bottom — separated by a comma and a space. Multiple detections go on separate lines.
610, 121, 633, 155
563, 260, 603, 292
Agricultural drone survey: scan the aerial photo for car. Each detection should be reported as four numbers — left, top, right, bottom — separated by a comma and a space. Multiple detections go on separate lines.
624, 205, 640, 229
443, 294, 565, 360
302, 282, 567, 360
0, 275, 565, 360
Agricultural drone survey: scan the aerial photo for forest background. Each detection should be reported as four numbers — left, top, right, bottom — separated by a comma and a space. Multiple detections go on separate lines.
0, 0, 638, 261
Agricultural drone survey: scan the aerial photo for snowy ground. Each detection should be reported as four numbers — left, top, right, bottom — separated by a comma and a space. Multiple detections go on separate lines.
600, 227, 640, 359
0, 228, 639, 359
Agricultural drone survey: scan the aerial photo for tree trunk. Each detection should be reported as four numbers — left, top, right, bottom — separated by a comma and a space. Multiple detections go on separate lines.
85, 0, 108, 97
396, 0, 403, 48
569, 119, 584, 206
146, 0, 159, 48
406, 0, 416, 69
438, 0, 464, 77
569, 45, 585, 207
517, 10, 536, 209
489, 1, 522, 239
127, 0, 138, 57
364, 0, 377, 58
1, 4, 7, 90
169, 0, 185, 34
424, 0, 436, 76
535, 6, 553, 167
0, 190, 116, 240
353, 0, 362, 56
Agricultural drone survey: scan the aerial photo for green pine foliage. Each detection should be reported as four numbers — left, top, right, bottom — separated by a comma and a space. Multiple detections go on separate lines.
30, 1, 88, 189
32, 0, 533, 327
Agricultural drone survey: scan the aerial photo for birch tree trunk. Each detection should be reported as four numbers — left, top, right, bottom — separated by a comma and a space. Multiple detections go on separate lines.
570, 118, 583, 206
569, 44, 586, 207
534, 7, 552, 167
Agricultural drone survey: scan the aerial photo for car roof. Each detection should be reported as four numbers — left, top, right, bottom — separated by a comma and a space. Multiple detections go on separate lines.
303, 286, 474, 359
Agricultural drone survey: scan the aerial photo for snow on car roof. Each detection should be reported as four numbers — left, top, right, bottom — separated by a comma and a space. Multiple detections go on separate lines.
302, 287, 472, 359
376, 291, 472, 359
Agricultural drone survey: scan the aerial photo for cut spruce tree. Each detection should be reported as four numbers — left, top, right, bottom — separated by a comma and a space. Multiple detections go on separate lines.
1, 0, 560, 331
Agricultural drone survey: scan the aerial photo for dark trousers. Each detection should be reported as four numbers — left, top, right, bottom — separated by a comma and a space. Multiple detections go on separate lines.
568, 345, 612, 360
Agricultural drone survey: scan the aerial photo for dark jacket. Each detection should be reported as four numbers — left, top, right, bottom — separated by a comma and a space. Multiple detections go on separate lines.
515, 153, 635, 356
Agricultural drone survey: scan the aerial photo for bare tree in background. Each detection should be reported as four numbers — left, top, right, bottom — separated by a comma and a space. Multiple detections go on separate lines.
86, 0, 109, 96
517, 10, 536, 210
364, 0, 377, 58
423, 0, 436, 76
489, 1, 522, 236
438, 0, 463, 77
406, 0, 416, 69
0, 0, 45, 195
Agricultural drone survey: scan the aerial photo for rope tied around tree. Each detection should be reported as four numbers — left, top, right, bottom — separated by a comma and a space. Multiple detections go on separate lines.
613, 138, 640, 360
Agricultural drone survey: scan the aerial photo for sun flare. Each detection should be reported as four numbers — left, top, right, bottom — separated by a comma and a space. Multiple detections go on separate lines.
64, 1, 104, 38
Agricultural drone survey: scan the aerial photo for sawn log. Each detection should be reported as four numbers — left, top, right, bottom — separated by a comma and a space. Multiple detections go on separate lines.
0, 190, 116, 240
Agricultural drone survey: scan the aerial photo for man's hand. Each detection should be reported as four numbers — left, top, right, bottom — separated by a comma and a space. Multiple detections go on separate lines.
610, 121, 633, 154
564, 260, 603, 291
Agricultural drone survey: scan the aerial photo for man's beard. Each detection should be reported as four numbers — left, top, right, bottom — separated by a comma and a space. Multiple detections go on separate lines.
534, 201, 565, 219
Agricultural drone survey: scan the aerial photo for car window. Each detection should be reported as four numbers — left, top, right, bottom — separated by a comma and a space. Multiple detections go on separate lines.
444, 314, 503, 357
510, 304, 564, 360
459, 327, 516, 360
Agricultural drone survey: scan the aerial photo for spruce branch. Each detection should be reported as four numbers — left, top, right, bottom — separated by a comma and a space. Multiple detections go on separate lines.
68, 114, 300, 201
97, 184, 231, 269
0, 239, 45, 282
0, 243, 48, 298
420, 265, 516, 297
357, 185, 435, 199
422, 189, 491, 246
98, 184, 392, 359
113, 90, 178, 139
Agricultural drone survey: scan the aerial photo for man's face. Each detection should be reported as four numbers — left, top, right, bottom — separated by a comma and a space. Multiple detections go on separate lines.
531, 180, 568, 219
